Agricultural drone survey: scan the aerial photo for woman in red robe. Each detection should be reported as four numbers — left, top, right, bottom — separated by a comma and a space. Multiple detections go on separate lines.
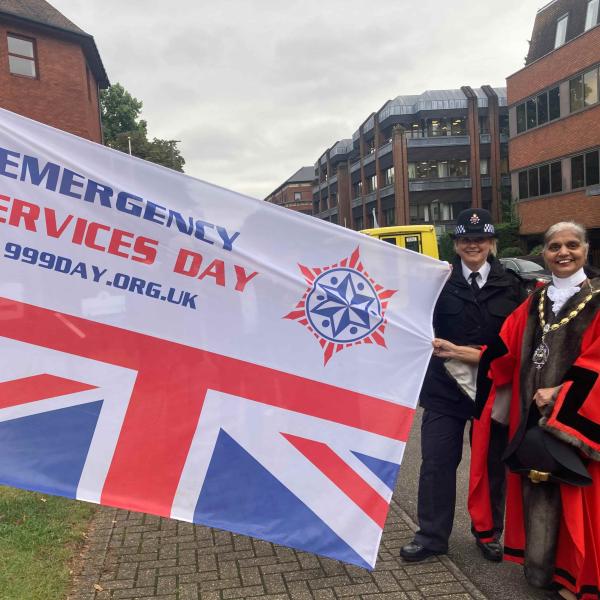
479, 222, 600, 600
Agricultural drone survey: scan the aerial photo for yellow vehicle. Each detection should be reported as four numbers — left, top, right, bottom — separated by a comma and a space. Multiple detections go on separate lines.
360, 225, 439, 259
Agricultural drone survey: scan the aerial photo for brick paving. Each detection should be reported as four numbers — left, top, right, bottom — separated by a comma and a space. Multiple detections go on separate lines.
69, 497, 486, 600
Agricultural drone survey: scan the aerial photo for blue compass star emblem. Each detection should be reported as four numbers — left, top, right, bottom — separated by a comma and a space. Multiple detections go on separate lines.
306, 269, 383, 343
284, 247, 397, 365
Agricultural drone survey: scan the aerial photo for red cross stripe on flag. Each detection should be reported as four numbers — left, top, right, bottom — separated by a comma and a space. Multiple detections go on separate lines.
0, 297, 414, 568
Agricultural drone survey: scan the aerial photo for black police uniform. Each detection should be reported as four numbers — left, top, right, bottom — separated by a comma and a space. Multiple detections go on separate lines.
403, 209, 527, 559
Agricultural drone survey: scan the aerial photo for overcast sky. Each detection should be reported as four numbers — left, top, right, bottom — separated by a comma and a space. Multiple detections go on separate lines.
52, 0, 540, 199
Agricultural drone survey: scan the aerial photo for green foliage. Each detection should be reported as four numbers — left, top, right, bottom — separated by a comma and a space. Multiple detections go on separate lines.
498, 246, 524, 258
495, 221, 524, 256
100, 83, 146, 145
529, 244, 544, 255
438, 232, 455, 262
100, 83, 185, 172
0, 486, 95, 600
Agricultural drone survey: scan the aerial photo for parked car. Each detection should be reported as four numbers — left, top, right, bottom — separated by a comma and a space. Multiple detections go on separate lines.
499, 257, 551, 292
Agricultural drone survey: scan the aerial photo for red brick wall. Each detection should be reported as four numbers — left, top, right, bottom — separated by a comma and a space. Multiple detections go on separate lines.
518, 191, 600, 234
0, 24, 102, 143
510, 104, 600, 171
508, 24, 600, 104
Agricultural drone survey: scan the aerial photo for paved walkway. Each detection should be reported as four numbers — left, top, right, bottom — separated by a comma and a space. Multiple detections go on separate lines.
69, 497, 486, 600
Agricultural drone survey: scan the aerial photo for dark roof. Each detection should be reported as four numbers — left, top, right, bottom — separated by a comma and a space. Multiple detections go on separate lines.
265, 166, 315, 200
526, 0, 598, 64
0, 0, 109, 87
287, 166, 315, 184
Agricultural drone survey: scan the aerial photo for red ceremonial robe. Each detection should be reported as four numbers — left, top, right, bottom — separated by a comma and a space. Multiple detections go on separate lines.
483, 289, 600, 598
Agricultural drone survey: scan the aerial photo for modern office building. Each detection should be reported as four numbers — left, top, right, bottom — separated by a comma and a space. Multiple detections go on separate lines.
0, 0, 109, 143
507, 0, 600, 262
312, 86, 509, 232
264, 166, 314, 215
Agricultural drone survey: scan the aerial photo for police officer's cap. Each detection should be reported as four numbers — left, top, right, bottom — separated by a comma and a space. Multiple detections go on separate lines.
452, 208, 496, 238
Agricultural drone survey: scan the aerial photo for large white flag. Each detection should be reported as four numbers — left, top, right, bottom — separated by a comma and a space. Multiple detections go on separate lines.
0, 108, 448, 568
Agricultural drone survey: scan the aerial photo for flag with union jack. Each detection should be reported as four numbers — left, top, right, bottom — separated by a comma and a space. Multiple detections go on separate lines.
0, 108, 448, 568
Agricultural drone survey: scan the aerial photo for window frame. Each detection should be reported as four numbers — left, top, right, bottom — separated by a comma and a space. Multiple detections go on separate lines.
7, 33, 38, 79
554, 13, 569, 49
518, 161, 562, 200
585, 0, 599, 31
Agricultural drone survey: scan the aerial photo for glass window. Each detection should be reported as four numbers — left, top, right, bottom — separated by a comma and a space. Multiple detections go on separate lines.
526, 98, 537, 129
384, 167, 394, 186
438, 160, 449, 178
7, 34, 36, 78
536, 93, 549, 125
294, 191, 302, 201
383, 207, 395, 226
528, 169, 539, 197
549, 87, 560, 120
555, 14, 568, 48
584, 68, 599, 106
408, 163, 416, 179
516, 104, 526, 133
571, 155, 585, 189
478, 117, 489, 134
570, 75, 585, 112
585, 0, 599, 30
480, 159, 489, 175
539, 164, 550, 196
551, 161, 562, 192
519, 171, 529, 199
409, 204, 418, 219
586, 150, 599, 186
451, 118, 467, 136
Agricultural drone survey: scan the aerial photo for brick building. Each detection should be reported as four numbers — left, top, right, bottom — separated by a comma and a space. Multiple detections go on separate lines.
312, 87, 509, 232
0, 0, 109, 143
507, 0, 600, 263
264, 166, 314, 215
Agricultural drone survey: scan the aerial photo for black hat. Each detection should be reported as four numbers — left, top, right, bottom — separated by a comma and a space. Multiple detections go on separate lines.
453, 208, 496, 238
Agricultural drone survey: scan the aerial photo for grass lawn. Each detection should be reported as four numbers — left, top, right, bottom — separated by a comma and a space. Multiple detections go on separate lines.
0, 486, 96, 600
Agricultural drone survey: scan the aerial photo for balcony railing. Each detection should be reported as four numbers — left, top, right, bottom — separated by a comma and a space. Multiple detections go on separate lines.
409, 177, 472, 191
480, 133, 491, 144
380, 184, 394, 198
315, 207, 338, 219
350, 161, 361, 173
377, 141, 393, 157
328, 174, 338, 185
407, 135, 470, 147
481, 176, 492, 187
363, 153, 376, 166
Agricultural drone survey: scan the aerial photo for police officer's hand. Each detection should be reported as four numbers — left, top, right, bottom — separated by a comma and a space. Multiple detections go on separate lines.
432, 338, 481, 364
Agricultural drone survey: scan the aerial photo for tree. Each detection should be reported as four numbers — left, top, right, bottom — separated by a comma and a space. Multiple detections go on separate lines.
100, 83, 185, 172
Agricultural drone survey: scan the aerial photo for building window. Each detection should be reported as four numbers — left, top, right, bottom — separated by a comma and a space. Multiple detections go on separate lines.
7, 34, 37, 78
554, 14, 568, 48
518, 161, 562, 199
516, 86, 560, 133
570, 66, 599, 112
352, 181, 362, 199
585, 0, 599, 31
408, 159, 469, 179
383, 167, 395, 186
571, 150, 600, 189
294, 191, 302, 202
354, 215, 364, 230
367, 175, 377, 192
383, 207, 395, 226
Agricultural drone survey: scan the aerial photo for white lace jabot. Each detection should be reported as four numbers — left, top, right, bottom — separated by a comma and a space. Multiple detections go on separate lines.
547, 268, 587, 315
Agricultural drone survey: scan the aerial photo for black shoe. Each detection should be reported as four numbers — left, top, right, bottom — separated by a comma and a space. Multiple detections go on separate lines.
475, 539, 503, 562
400, 541, 442, 562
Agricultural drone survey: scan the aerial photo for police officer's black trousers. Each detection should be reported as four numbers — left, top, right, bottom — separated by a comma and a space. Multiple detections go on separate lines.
414, 408, 466, 552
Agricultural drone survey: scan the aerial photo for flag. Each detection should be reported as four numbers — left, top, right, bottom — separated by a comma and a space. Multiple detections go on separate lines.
0, 108, 448, 568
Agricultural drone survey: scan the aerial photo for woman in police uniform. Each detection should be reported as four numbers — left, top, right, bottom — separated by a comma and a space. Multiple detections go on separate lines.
400, 208, 526, 563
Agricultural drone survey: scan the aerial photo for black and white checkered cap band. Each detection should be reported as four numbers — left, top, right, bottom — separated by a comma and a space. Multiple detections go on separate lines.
483, 224, 495, 234
455, 225, 466, 234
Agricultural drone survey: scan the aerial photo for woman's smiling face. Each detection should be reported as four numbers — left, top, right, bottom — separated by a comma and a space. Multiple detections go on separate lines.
543, 229, 588, 278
